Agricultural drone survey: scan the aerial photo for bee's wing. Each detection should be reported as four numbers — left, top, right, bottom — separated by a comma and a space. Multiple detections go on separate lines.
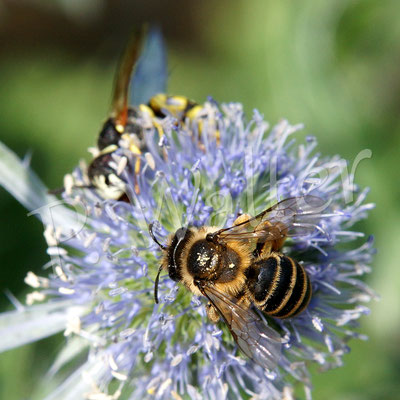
215, 195, 326, 243
200, 283, 282, 371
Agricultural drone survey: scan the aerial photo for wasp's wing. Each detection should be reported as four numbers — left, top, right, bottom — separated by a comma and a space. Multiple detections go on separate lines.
111, 28, 146, 126
200, 284, 282, 371
130, 26, 167, 106
215, 195, 326, 243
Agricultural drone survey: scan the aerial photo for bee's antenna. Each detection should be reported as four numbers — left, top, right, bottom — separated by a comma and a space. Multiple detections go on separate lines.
154, 264, 163, 304
149, 222, 167, 250
149, 222, 167, 304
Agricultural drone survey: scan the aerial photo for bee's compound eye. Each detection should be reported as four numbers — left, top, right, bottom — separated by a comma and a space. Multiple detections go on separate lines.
176, 227, 189, 240
206, 233, 214, 242
194, 279, 202, 287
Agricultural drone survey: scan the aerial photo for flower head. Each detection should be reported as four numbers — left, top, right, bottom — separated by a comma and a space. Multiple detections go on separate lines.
0, 30, 375, 400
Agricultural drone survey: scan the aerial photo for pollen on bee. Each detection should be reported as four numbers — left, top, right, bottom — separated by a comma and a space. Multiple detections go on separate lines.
197, 252, 210, 267
210, 254, 219, 268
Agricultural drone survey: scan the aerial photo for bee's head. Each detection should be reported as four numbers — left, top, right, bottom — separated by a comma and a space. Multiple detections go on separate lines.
150, 223, 193, 304
166, 227, 194, 282
149, 224, 225, 303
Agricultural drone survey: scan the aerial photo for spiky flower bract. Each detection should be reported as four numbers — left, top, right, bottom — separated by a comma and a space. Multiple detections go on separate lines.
0, 99, 375, 399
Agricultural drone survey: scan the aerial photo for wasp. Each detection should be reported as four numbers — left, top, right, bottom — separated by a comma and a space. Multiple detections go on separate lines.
87, 33, 219, 201
87, 32, 155, 200
50, 30, 220, 200
150, 196, 324, 370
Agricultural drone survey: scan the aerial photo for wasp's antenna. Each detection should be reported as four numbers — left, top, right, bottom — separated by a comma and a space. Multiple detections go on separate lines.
149, 222, 167, 250
48, 184, 95, 195
154, 264, 163, 304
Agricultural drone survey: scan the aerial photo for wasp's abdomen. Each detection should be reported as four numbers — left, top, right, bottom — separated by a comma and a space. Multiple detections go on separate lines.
246, 254, 311, 318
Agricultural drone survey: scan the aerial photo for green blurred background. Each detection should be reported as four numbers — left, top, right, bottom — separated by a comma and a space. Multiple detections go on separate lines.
0, 0, 398, 398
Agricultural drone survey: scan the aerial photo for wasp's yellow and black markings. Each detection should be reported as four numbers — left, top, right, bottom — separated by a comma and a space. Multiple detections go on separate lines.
149, 94, 197, 119
89, 93, 216, 200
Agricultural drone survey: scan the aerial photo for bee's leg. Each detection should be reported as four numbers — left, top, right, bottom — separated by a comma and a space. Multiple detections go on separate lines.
254, 240, 273, 258
233, 213, 252, 226
253, 220, 286, 258
236, 291, 251, 309
206, 302, 220, 323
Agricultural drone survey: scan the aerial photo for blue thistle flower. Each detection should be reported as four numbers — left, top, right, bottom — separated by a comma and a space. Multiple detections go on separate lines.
0, 29, 375, 400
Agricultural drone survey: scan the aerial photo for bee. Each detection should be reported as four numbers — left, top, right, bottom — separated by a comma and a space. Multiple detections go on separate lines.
150, 196, 324, 370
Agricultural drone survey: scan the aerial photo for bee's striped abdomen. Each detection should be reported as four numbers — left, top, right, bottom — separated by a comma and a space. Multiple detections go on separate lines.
247, 254, 311, 319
